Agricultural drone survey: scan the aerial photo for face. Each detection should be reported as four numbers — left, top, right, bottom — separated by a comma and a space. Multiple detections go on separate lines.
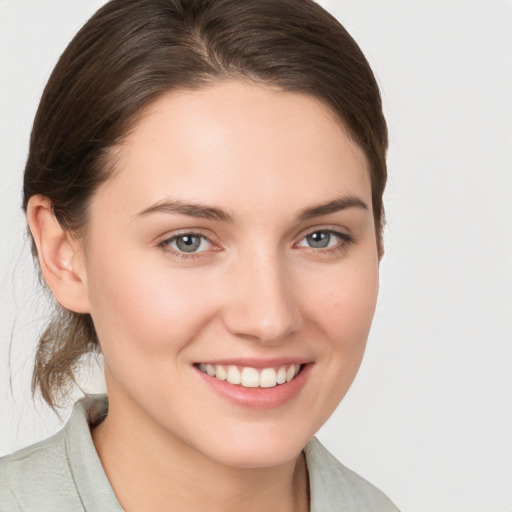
81, 80, 380, 468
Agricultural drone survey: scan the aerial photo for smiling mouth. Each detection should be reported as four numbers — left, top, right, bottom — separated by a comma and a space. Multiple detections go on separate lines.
196, 363, 302, 389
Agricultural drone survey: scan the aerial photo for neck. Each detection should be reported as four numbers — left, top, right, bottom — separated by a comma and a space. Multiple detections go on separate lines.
92, 395, 309, 512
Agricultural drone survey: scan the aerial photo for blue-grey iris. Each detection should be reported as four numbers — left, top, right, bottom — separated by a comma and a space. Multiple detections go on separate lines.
176, 235, 201, 252
306, 232, 330, 248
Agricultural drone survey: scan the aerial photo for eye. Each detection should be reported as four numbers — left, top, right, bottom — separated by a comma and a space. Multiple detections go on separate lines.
296, 230, 350, 250
163, 233, 212, 254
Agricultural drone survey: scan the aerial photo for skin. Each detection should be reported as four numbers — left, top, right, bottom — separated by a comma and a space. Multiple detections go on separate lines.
28, 80, 380, 512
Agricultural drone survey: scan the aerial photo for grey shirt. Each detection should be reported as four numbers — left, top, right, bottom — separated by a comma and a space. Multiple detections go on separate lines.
0, 396, 399, 511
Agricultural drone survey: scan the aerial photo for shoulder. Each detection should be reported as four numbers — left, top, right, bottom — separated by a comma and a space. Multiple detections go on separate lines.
0, 395, 113, 512
0, 427, 83, 511
304, 437, 400, 512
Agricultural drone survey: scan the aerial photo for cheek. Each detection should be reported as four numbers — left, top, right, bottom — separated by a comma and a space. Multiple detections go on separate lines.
307, 256, 379, 346
85, 247, 218, 361
292, 254, 379, 431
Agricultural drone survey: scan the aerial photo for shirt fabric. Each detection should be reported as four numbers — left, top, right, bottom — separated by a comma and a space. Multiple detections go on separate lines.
0, 395, 399, 511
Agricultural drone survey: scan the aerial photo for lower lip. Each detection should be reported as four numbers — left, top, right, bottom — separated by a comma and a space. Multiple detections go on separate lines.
195, 364, 313, 410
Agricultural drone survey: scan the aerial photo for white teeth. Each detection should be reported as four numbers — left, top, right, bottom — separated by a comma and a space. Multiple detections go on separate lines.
241, 367, 259, 387
260, 368, 277, 388
215, 365, 227, 381
276, 366, 287, 384
227, 365, 241, 385
199, 363, 302, 388
286, 365, 297, 382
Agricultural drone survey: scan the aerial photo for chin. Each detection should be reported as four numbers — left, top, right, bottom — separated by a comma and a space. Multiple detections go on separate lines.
199, 425, 312, 469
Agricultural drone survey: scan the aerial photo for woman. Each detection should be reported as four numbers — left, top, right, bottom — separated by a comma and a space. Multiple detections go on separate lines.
0, 0, 398, 510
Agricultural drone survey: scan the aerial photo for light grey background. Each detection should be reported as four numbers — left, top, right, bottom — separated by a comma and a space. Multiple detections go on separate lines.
1, 1, 511, 511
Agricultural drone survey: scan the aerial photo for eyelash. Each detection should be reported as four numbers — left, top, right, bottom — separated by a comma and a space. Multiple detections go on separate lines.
158, 232, 215, 260
158, 228, 354, 260
296, 229, 355, 255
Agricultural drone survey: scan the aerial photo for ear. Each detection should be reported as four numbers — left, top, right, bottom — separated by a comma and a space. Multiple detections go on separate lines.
26, 195, 91, 313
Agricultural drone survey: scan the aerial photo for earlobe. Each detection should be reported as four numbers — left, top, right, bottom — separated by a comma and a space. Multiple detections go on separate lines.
26, 195, 90, 314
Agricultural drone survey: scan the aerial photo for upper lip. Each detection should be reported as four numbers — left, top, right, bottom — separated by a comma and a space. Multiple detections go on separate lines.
194, 357, 312, 369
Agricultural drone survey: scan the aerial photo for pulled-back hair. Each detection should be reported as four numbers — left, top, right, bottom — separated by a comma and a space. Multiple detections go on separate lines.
23, 0, 388, 407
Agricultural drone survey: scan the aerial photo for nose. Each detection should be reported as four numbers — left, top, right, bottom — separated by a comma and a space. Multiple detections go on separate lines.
221, 250, 303, 345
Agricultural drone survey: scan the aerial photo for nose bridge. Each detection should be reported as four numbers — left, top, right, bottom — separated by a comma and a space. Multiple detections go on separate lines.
223, 246, 301, 343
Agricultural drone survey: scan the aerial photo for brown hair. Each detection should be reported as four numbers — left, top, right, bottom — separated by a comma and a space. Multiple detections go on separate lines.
23, 0, 388, 407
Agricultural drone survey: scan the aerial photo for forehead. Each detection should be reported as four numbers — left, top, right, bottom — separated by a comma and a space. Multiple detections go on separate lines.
96, 80, 372, 219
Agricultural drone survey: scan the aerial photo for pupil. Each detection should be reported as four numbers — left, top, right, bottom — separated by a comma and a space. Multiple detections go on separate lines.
176, 235, 201, 252
307, 232, 330, 248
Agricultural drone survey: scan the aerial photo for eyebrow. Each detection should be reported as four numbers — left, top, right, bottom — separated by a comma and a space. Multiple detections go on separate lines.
297, 196, 368, 221
135, 195, 368, 223
135, 199, 234, 222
